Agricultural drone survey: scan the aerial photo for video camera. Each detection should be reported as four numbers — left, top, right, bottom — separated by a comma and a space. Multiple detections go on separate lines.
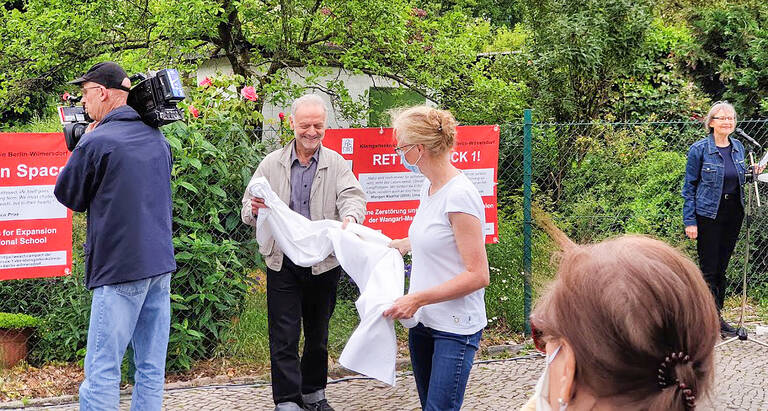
58, 68, 186, 151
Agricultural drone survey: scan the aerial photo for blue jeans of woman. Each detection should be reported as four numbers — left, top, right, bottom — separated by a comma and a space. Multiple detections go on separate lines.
409, 323, 482, 410
79, 273, 172, 411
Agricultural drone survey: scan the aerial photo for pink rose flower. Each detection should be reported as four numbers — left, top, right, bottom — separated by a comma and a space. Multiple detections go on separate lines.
241, 86, 258, 102
321, 7, 332, 16
278, 112, 285, 121
188, 105, 200, 118
199, 77, 213, 88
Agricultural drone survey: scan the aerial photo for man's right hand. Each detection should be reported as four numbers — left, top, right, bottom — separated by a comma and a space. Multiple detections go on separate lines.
251, 197, 267, 215
685, 225, 698, 240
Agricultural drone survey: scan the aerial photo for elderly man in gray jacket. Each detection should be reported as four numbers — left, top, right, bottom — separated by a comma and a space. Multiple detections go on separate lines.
241, 94, 366, 411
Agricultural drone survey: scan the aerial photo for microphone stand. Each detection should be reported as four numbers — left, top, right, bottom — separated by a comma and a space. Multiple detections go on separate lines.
716, 151, 768, 348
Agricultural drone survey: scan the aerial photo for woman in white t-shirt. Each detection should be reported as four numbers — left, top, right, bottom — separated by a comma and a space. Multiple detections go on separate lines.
382, 106, 490, 411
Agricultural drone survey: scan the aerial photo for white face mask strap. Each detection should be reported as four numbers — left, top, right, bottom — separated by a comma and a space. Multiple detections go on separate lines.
546, 345, 562, 364
406, 144, 423, 166
413, 150, 423, 165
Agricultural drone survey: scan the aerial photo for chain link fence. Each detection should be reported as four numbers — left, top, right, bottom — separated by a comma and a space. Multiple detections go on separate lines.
500, 116, 768, 332
2, 117, 768, 381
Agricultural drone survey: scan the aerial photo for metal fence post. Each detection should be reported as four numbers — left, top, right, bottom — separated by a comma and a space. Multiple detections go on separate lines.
523, 109, 533, 336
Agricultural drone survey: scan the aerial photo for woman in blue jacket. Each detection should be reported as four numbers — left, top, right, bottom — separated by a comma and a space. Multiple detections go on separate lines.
682, 101, 762, 336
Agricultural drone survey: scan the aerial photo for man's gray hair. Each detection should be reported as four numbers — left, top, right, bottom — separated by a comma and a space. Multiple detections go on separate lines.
291, 94, 328, 117
703, 101, 737, 133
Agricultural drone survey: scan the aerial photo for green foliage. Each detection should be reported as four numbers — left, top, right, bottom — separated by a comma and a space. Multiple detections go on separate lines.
483, 24, 530, 53
0, 0, 157, 122
162, 76, 267, 370
217, 290, 270, 364
442, 56, 530, 125
0, 0, 492, 127
485, 204, 556, 332
609, 19, 710, 121
556, 124, 692, 244
526, 0, 654, 122
0, 113, 61, 133
327, 300, 361, 358
426, 0, 525, 28
0, 313, 40, 329
681, 1, 768, 117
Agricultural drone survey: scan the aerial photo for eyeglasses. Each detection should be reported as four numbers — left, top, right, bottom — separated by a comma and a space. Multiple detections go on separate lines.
81, 86, 103, 94
530, 319, 546, 353
394, 144, 415, 156
712, 116, 735, 121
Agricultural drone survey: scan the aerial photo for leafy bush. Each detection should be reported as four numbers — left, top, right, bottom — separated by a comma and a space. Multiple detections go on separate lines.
557, 125, 689, 244
485, 203, 556, 332
682, 2, 768, 117
0, 313, 41, 329
162, 75, 269, 370
609, 19, 710, 121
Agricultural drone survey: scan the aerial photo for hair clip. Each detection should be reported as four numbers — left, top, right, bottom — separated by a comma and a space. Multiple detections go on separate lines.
657, 351, 691, 388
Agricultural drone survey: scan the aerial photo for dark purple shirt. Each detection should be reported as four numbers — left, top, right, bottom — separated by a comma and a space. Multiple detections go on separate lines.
289, 142, 319, 219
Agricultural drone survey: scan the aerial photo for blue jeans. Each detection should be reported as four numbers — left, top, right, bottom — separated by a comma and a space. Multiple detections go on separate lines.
409, 323, 482, 411
79, 273, 172, 411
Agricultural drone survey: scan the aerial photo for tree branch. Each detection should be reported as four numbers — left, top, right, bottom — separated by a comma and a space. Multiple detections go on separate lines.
298, 34, 333, 49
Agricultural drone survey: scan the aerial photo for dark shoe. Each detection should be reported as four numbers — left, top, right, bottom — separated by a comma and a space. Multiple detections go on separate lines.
720, 317, 737, 337
304, 399, 334, 411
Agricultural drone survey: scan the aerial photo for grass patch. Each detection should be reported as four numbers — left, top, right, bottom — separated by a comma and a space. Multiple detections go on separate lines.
218, 291, 362, 367
722, 294, 768, 327
218, 292, 270, 367
328, 300, 360, 358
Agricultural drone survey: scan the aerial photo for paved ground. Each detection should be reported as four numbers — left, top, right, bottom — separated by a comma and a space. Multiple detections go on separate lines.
18, 339, 768, 410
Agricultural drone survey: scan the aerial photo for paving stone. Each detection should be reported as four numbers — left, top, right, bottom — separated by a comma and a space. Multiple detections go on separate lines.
19, 340, 768, 410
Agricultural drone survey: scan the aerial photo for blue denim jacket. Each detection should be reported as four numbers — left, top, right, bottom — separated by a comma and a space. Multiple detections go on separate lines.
682, 134, 746, 226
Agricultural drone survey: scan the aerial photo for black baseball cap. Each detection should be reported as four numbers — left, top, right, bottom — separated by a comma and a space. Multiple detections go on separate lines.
69, 62, 131, 91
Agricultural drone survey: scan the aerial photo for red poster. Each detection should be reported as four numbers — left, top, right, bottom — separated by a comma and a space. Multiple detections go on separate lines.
325, 126, 499, 243
0, 133, 72, 280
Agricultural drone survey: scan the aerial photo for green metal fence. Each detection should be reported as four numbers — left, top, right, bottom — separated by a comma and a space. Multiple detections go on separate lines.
504, 115, 768, 334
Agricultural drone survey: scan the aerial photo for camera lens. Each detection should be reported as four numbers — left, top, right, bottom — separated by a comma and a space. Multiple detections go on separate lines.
64, 123, 88, 151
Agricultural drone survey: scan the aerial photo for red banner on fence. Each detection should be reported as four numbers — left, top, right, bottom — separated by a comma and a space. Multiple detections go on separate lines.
324, 125, 500, 243
0, 133, 72, 280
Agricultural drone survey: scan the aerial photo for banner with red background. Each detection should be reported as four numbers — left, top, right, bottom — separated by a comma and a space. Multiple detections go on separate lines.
324, 125, 499, 243
0, 133, 72, 280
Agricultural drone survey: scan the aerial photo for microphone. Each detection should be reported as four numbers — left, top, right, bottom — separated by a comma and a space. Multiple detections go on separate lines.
736, 128, 762, 148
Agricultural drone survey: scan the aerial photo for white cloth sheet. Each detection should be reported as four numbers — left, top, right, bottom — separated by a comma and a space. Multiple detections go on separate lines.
248, 177, 417, 386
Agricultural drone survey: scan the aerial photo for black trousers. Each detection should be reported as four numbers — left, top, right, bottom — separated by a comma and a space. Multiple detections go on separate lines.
696, 196, 744, 311
267, 256, 341, 406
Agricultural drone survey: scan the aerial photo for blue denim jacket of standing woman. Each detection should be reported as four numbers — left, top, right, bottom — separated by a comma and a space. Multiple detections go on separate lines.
682, 133, 746, 227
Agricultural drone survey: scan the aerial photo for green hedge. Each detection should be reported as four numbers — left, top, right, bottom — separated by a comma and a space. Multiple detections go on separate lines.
0, 312, 41, 329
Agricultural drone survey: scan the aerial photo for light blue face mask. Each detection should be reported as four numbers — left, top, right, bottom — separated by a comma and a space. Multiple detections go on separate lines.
399, 145, 423, 174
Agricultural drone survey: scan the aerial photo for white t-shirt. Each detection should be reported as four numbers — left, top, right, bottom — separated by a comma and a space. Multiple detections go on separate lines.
408, 172, 487, 335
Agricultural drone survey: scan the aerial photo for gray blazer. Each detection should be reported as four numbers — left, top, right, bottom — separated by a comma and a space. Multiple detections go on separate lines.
241, 141, 367, 273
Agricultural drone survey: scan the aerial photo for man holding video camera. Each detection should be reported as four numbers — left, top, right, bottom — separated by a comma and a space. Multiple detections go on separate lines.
54, 61, 176, 410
